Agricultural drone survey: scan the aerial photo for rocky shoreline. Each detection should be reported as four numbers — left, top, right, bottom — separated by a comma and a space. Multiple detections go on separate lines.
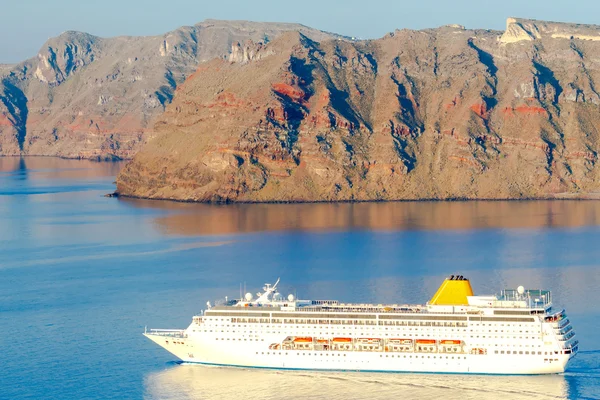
108, 191, 600, 203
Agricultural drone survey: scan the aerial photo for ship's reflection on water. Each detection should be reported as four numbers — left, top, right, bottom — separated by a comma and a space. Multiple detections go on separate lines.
144, 363, 576, 400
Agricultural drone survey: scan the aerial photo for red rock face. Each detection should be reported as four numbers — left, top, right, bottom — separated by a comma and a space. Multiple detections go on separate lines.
116, 24, 600, 202
271, 83, 307, 102
0, 115, 12, 126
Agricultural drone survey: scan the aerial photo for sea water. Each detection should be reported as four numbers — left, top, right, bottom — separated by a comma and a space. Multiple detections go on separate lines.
0, 157, 598, 400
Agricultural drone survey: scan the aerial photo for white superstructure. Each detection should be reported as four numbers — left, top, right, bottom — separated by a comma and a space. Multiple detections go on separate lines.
144, 276, 578, 374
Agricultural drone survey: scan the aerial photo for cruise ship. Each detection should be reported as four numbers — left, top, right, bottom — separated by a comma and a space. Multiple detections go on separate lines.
144, 276, 578, 374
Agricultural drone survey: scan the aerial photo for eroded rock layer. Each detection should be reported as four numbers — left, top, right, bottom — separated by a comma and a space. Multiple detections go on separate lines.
117, 19, 600, 201
0, 20, 338, 159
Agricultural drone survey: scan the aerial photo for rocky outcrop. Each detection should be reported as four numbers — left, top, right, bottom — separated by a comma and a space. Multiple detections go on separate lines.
500, 17, 600, 44
117, 18, 600, 202
33, 31, 99, 85
0, 20, 340, 159
229, 40, 273, 63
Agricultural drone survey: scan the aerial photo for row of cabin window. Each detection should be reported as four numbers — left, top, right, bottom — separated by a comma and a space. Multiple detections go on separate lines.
202, 327, 541, 339
494, 350, 557, 355
380, 354, 467, 359
254, 349, 561, 357
256, 352, 348, 356
224, 318, 535, 328
210, 315, 535, 323
228, 318, 469, 327
204, 324, 539, 336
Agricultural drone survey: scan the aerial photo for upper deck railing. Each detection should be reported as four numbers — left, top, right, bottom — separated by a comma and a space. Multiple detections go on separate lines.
498, 289, 552, 309
207, 303, 426, 314
203, 288, 553, 316
146, 328, 187, 338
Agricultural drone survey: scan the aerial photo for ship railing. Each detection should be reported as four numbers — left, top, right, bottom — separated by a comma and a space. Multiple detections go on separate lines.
499, 289, 552, 308
210, 304, 423, 313
556, 318, 570, 329
545, 309, 565, 319
556, 325, 573, 336
146, 329, 187, 338
558, 330, 576, 342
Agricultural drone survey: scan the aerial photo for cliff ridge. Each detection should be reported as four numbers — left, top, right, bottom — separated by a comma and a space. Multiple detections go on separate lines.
0, 20, 340, 159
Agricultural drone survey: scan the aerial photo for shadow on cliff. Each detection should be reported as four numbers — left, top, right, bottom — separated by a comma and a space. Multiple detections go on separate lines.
0, 79, 28, 151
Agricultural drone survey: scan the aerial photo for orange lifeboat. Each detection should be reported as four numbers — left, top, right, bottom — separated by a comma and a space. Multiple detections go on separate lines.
316, 339, 329, 343
293, 337, 313, 343
415, 339, 436, 345
440, 340, 461, 345
332, 337, 352, 343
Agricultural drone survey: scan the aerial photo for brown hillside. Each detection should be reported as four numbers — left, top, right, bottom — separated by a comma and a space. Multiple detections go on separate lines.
0, 20, 339, 159
117, 18, 600, 201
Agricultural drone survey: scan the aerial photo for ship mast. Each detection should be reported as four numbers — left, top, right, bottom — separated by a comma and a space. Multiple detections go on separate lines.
254, 278, 280, 304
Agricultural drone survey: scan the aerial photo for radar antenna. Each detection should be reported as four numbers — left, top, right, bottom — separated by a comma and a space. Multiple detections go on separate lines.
255, 278, 281, 304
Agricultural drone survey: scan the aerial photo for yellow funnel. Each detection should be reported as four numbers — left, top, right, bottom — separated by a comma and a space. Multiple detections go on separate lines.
429, 276, 474, 305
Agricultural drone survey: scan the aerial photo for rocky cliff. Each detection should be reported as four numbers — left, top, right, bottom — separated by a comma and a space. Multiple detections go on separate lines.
116, 18, 600, 201
0, 20, 339, 159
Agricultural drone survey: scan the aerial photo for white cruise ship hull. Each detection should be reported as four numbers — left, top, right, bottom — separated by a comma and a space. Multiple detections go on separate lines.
144, 332, 572, 375
144, 277, 578, 375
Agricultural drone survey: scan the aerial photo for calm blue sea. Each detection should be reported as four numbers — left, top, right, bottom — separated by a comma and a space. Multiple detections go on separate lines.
0, 157, 598, 400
